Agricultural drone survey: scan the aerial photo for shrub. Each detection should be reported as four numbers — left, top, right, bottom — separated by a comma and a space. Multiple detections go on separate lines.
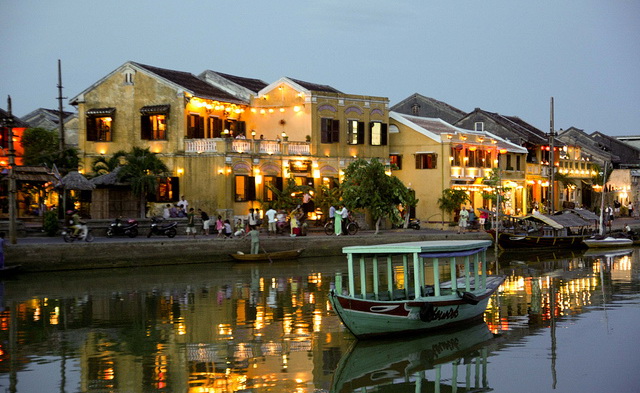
43, 209, 60, 236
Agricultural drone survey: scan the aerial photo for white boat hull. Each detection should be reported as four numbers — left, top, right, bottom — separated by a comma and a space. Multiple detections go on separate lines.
584, 237, 633, 248
330, 276, 504, 339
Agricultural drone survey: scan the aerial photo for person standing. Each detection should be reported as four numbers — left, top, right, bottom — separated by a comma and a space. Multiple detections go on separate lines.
198, 209, 210, 235
178, 195, 189, 211
265, 206, 277, 235
244, 225, 260, 254
215, 215, 224, 238
248, 208, 258, 227
458, 206, 469, 234
186, 208, 196, 238
334, 205, 345, 235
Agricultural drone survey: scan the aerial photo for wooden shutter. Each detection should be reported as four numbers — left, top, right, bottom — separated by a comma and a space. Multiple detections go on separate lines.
141, 115, 151, 140
357, 121, 365, 144
331, 119, 340, 143
381, 123, 388, 145
86, 117, 97, 141
247, 176, 257, 201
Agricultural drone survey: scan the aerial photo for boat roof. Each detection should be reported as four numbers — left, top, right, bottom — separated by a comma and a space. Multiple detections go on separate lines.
521, 213, 591, 229
342, 240, 492, 255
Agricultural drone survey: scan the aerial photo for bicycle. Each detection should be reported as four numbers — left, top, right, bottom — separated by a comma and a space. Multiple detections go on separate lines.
324, 214, 359, 235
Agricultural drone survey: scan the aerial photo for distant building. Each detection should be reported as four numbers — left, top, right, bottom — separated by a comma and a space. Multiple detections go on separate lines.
616, 135, 640, 151
391, 93, 466, 124
20, 108, 79, 146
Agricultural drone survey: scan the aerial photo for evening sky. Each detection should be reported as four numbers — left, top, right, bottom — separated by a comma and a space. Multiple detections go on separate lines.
1, 0, 638, 136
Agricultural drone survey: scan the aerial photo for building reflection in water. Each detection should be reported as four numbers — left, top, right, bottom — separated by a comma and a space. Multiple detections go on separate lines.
0, 249, 636, 392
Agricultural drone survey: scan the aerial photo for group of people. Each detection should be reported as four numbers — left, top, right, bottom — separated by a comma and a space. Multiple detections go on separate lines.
457, 206, 489, 234
329, 204, 349, 235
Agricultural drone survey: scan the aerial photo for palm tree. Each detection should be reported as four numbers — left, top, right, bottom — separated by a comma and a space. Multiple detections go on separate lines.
91, 150, 127, 176
116, 147, 169, 217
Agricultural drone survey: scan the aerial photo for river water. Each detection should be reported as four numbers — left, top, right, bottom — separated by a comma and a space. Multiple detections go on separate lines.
0, 247, 638, 393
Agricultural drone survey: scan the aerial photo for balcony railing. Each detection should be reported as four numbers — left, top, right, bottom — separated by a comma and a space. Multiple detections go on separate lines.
184, 138, 310, 156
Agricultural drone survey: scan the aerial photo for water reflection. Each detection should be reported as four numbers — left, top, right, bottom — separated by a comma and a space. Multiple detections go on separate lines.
0, 248, 637, 392
331, 322, 493, 393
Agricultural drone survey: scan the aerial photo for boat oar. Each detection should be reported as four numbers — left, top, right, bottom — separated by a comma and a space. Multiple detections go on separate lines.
261, 246, 274, 264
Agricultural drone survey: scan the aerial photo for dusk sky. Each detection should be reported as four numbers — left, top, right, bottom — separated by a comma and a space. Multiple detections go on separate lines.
1, 1, 638, 136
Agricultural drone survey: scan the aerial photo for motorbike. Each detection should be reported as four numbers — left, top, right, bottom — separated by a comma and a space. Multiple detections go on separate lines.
106, 218, 139, 238
147, 217, 178, 238
62, 223, 95, 242
392, 218, 421, 230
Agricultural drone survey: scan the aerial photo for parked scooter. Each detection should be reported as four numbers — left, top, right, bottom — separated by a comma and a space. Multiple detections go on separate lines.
147, 217, 178, 238
62, 224, 94, 242
392, 218, 421, 230
106, 217, 139, 238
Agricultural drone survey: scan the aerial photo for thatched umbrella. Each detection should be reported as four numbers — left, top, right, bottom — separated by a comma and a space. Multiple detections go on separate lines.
60, 171, 95, 190
59, 171, 94, 213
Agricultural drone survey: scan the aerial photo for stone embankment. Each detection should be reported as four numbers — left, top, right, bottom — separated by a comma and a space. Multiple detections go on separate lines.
6, 229, 492, 273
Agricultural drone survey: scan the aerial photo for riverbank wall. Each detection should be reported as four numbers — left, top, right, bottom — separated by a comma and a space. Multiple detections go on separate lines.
5, 230, 493, 272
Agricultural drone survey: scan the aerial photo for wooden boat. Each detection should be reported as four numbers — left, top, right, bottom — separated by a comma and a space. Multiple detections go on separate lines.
329, 240, 504, 339
489, 209, 598, 249
330, 321, 493, 393
0, 265, 23, 278
583, 236, 633, 248
229, 248, 304, 262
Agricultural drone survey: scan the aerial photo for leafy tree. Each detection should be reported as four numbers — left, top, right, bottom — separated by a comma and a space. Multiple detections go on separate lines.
437, 188, 470, 223
341, 158, 411, 234
116, 147, 169, 217
262, 176, 312, 212
21, 127, 79, 170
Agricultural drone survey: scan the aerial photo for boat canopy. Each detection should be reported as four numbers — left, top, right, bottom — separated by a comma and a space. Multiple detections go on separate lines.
520, 213, 591, 229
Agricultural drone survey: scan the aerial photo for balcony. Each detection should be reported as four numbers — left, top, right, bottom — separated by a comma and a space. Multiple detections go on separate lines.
184, 138, 310, 156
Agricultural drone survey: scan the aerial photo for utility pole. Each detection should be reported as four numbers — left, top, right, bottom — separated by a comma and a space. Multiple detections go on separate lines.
5, 96, 17, 244
57, 59, 66, 152
549, 97, 556, 213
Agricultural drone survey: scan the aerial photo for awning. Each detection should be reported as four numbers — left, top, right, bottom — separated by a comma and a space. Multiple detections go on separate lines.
86, 107, 115, 116
140, 104, 170, 114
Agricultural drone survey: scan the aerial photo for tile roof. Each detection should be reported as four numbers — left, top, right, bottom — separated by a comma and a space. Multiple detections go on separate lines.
0, 108, 30, 128
132, 62, 245, 104
212, 71, 268, 93
287, 77, 343, 94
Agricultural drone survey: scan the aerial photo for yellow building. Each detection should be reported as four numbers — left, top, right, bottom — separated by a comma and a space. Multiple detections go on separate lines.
389, 112, 528, 224
70, 61, 389, 218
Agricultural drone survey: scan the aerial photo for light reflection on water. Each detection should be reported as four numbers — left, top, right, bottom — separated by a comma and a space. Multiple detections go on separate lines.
0, 248, 638, 392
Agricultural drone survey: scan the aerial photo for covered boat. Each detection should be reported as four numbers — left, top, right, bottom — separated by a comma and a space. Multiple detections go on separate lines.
329, 240, 504, 339
489, 209, 597, 249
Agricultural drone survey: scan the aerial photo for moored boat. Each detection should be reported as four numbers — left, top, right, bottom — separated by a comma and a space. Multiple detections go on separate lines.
329, 240, 504, 339
229, 248, 304, 262
489, 209, 597, 250
583, 236, 633, 248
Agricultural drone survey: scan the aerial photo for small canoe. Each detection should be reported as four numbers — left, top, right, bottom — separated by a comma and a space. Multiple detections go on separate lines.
583, 237, 633, 248
230, 248, 304, 262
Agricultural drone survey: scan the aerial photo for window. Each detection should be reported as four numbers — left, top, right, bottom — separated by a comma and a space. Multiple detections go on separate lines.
208, 116, 223, 138
506, 154, 513, 170
474, 122, 484, 132
148, 177, 179, 202
416, 153, 437, 169
411, 103, 420, 115
263, 176, 283, 201
0, 127, 8, 149
321, 118, 340, 143
187, 114, 204, 139
347, 120, 365, 145
516, 156, 521, 171
224, 119, 246, 138
451, 146, 463, 166
321, 176, 338, 189
390, 154, 402, 170
370, 122, 388, 146
235, 175, 256, 202
86, 108, 115, 142
140, 106, 170, 140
